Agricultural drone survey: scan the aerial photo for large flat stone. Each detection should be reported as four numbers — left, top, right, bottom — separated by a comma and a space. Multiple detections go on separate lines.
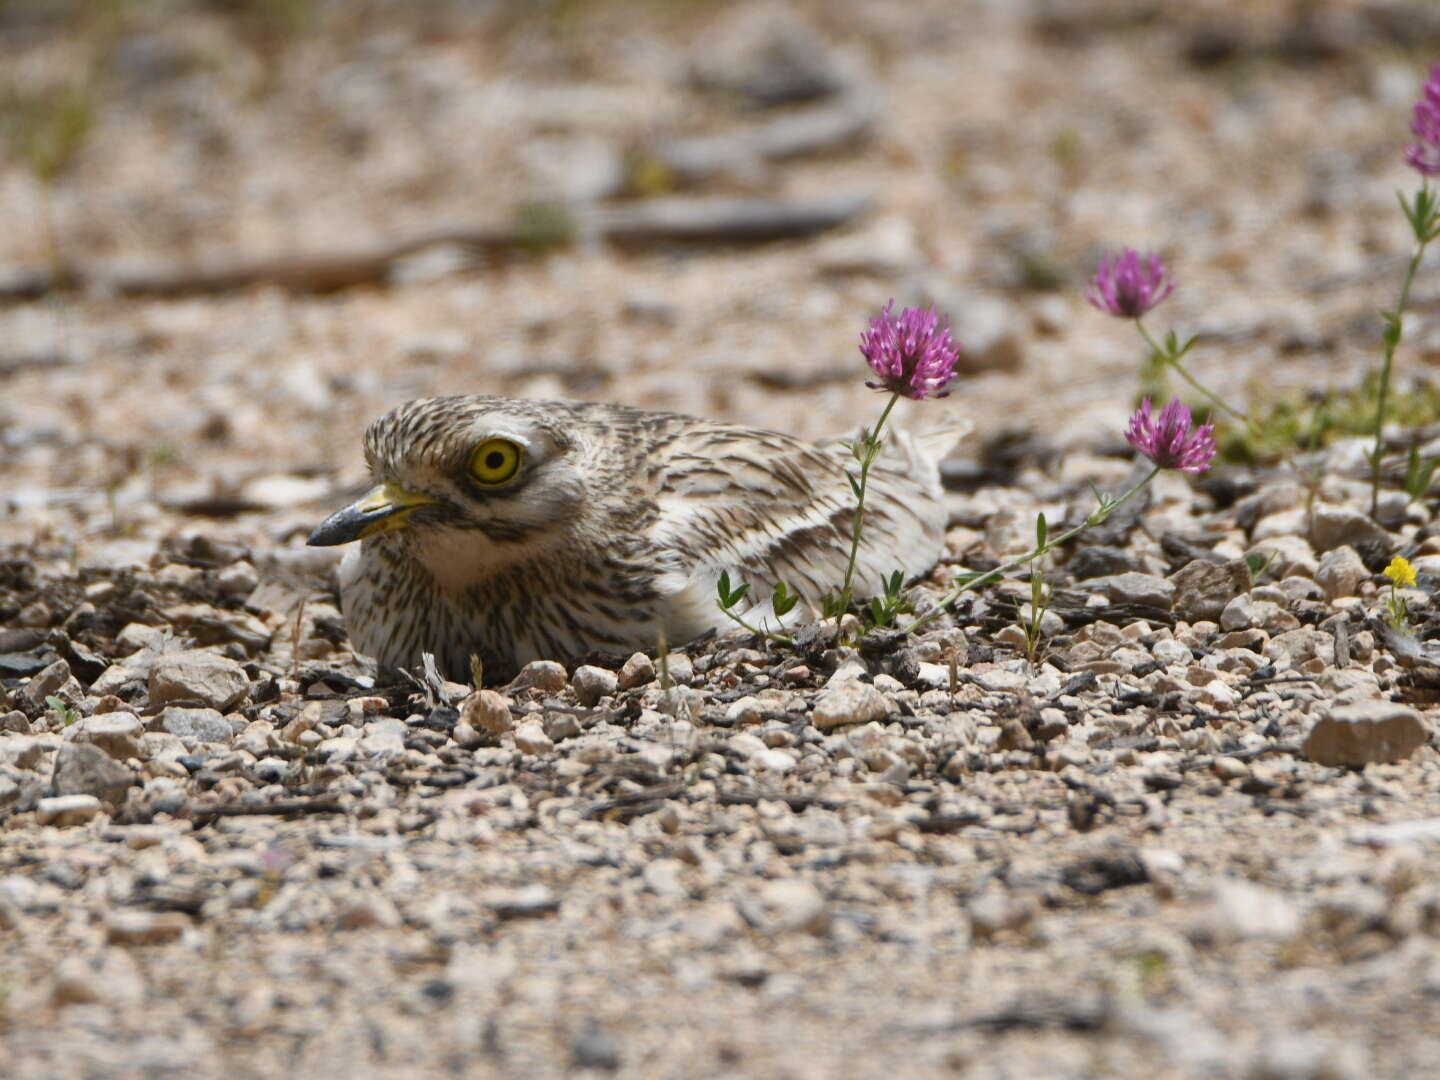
1303, 701, 1427, 767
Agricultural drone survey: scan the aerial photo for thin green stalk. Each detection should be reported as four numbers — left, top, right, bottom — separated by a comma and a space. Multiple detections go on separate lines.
908, 466, 1161, 636
1136, 320, 1250, 426
719, 606, 794, 646
1369, 243, 1428, 516
836, 391, 901, 616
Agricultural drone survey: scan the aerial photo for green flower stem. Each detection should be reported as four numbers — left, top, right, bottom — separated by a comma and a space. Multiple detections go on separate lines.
1136, 320, 1250, 426
1369, 235, 1431, 516
719, 606, 795, 646
908, 465, 1162, 636
836, 391, 901, 618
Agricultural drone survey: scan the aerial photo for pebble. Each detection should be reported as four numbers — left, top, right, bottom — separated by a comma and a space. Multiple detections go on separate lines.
542, 712, 583, 742
105, 910, 190, 945
461, 690, 514, 736
663, 652, 695, 686
725, 695, 765, 726
1197, 881, 1301, 942
51, 742, 136, 806
1252, 535, 1318, 578
36, 794, 102, 826
1068, 545, 1139, 580
1302, 700, 1427, 766
149, 650, 250, 711
51, 955, 105, 1005
483, 884, 559, 919
1084, 572, 1175, 610
811, 683, 890, 731
1219, 594, 1298, 633
1312, 545, 1368, 600
1308, 504, 1393, 554
617, 652, 655, 689
73, 712, 144, 760
514, 722, 556, 755
511, 660, 567, 692
158, 707, 233, 744
1211, 755, 1251, 781
967, 882, 1034, 940
0, 735, 51, 769
1151, 639, 1192, 666
744, 880, 830, 935
571, 665, 618, 706
1169, 559, 1248, 623
571, 1020, 623, 1072
21, 659, 77, 709
358, 719, 406, 756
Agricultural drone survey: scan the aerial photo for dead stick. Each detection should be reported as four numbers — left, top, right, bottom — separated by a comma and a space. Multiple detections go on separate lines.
0, 194, 873, 300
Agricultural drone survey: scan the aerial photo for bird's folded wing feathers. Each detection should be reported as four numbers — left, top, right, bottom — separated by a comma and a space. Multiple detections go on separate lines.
645, 420, 964, 627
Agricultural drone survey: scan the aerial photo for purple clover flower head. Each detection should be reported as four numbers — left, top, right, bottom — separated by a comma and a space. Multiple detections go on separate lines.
859, 301, 962, 400
1405, 63, 1440, 177
1125, 397, 1217, 473
1086, 249, 1175, 319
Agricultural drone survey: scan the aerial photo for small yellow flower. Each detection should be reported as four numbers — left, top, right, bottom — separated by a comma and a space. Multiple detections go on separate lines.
1384, 556, 1418, 589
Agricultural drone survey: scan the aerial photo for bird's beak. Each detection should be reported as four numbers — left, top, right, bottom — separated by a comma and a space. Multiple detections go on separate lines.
306, 483, 438, 547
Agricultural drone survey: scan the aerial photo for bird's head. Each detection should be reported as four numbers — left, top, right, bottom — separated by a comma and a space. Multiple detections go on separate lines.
307, 397, 590, 571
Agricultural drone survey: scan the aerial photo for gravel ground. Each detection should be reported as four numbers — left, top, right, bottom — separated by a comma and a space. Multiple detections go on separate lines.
6, 2, 1440, 1078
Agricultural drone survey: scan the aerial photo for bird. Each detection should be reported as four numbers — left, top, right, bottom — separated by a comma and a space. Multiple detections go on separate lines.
307, 395, 966, 682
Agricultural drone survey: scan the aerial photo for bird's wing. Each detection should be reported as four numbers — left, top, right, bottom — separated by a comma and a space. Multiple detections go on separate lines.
643, 419, 959, 635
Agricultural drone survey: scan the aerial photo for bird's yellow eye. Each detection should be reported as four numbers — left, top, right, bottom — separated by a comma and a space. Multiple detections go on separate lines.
469, 438, 522, 486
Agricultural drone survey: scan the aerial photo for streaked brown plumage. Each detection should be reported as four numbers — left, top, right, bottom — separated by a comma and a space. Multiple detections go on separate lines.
308, 395, 964, 681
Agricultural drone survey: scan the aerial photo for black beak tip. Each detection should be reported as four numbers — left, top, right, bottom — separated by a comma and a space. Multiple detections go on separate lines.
305, 511, 353, 548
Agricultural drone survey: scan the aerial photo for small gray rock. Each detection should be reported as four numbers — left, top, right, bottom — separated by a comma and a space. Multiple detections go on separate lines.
1314, 545, 1368, 600
743, 879, 830, 934
542, 712, 583, 742
358, 718, 406, 756
1085, 572, 1175, 610
73, 713, 143, 761
1264, 628, 1332, 668
483, 883, 559, 918
51, 743, 135, 806
36, 794, 102, 827
1169, 559, 1249, 623
724, 695, 765, 726
149, 650, 249, 711
659, 685, 704, 722
21, 659, 74, 709
662, 652, 694, 686
513, 722, 555, 755
511, 660, 567, 693
811, 682, 889, 730
571, 665, 618, 707
1151, 638, 1192, 666
617, 652, 655, 689
158, 707, 233, 744
1219, 594, 1298, 633
1303, 700, 1427, 766
1308, 504, 1392, 554
0, 736, 49, 770
571, 1021, 622, 1071
1068, 545, 1139, 580
89, 664, 146, 697
461, 690, 513, 736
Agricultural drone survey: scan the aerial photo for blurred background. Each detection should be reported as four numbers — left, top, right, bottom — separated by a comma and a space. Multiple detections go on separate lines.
2, 0, 1438, 543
